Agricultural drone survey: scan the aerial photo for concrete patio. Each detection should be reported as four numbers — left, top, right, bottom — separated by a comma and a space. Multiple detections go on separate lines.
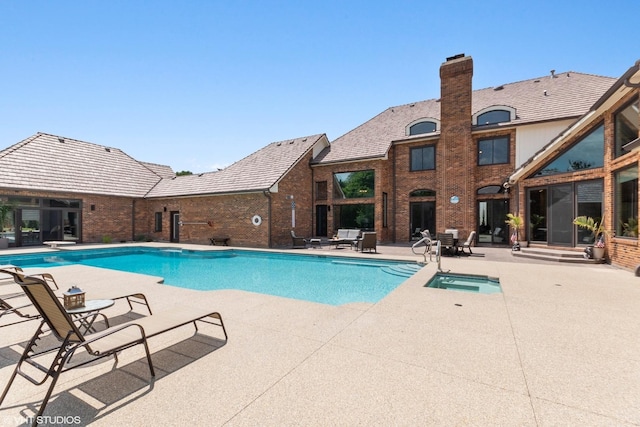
0, 243, 639, 426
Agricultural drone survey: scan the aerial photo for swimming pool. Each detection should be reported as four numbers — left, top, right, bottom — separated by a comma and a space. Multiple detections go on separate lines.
0, 247, 422, 305
425, 273, 501, 294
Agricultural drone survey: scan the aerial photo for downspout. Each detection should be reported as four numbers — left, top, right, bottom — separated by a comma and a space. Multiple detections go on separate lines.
392, 147, 397, 243
263, 190, 272, 247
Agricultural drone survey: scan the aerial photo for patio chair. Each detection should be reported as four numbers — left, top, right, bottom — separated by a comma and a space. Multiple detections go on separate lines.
458, 231, 476, 254
291, 230, 307, 249
0, 272, 227, 424
436, 233, 456, 256
357, 232, 377, 253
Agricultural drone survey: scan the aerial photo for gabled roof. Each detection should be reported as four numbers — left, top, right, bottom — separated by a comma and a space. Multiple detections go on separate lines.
145, 134, 328, 198
507, 60, 640, 186
313, 72, 616, 165
0, 133, 165, 197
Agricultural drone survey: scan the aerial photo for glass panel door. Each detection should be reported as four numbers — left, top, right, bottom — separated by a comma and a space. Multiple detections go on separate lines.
478, 200, 510, 244
528, 189, 547, 242
410, 202, 435, 240
43, 210, 63, 241
549, 184, 573, 245
20, 209, 41, 246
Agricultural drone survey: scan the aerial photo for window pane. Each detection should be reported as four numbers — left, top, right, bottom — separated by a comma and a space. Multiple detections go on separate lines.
333, 204, 374, 230
477, 110, 510, 126
614, 97, 639, 157
615, 165, 638, 237
409, 121, 437, 135
534, 124, 604, 177
410, 146, 435, 171
333, 170, 375, 198
493, 138, 509, 163
576, 180, 603, 244
478, 140, 492, 165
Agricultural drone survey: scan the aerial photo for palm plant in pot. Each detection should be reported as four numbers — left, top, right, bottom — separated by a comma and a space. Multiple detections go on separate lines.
505, 213, 524, 251
573, 215, 607, 260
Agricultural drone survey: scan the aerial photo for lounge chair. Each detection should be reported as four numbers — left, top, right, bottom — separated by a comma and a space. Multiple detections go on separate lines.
458, 231, 476, 254
0, 272, 227, 424
290, 230, 307, 248
0, 268, 152, 328
357, 232, 377, 253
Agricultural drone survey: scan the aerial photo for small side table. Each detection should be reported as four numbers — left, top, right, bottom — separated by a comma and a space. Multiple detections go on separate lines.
66, 299, 115, 333
308, 238, 322, 249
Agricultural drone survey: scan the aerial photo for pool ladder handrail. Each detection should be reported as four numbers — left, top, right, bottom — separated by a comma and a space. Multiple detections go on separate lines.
411, 236, 432, 264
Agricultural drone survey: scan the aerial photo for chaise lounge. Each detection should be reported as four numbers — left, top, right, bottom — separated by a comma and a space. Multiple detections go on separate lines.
0, 267, 152, 328
0, 272, 227, 425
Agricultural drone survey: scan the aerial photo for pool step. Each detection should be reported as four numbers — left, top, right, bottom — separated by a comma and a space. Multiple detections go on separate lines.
381, 264, 423, 278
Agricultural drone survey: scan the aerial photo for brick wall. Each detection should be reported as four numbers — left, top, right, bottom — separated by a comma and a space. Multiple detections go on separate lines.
0, 189, 135, 243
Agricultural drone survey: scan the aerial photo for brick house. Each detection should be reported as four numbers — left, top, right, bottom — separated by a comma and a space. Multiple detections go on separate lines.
506, 60, 640, 270
0, 133, 329, 248
1, 54, 637, 270
311, 55, 615, 248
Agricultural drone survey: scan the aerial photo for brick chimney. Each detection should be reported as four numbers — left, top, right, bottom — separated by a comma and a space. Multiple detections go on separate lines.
438, 54, 474, 234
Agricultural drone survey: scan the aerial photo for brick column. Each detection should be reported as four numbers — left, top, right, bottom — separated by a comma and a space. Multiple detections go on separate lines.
438, 54, 474, 235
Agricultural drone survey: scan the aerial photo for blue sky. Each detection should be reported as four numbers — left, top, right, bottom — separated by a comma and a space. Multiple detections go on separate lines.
1, 1, 637, 172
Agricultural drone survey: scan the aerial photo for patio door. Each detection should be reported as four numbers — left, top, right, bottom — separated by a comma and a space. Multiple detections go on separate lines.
170, 211, 180, 243
477, 200, 509, 244
410, 202, 435, 240
316, 205, 328, 237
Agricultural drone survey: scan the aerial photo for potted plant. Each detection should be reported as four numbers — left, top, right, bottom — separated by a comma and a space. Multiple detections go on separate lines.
505, 213, 524, 251
573, 215, 607, 260
0, 200, 14, 249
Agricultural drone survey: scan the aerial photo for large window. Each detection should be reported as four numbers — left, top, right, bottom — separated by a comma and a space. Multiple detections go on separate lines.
333, 204, 374, 230
478, 136, 509, 165
410, 145, 435, 171
615, 165, 638, 238
534, 124, 604, 177
614, 97, 639, 158
333, 170, 374, 199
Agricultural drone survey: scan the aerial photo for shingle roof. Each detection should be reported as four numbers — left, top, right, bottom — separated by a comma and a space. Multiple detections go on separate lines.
140, 162, 175, 178
313, 72, 616, 164
0, 133, 164, 197
145, 134, 328, 198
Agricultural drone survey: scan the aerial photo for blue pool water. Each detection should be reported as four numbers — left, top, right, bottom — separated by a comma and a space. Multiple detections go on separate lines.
426, 273, 501, 294
0, 247, 422, 305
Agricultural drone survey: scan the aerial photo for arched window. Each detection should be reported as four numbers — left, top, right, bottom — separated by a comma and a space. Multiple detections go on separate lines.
409, 121, 437, 135
477, 185, 503, 195
410, 189, 436, 197
473, 106, 515, 126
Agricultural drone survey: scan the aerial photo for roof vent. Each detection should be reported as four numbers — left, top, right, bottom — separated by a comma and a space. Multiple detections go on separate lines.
534, 79, 540, 83
276, 142, 282, 146
289, 140, 294, 144
58, 137, 65, 143
494, 85, 504, 91
550, 69, 556, 78
105, 148, 111, 152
